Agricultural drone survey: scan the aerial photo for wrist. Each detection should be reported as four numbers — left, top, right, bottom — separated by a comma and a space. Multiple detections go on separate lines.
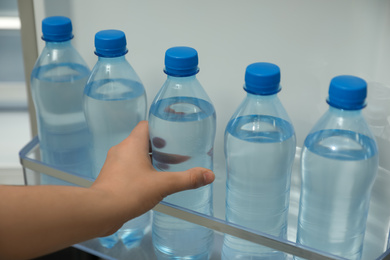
87, 186, 125, 237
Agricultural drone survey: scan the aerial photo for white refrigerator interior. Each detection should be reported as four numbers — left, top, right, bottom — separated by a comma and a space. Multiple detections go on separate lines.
23, 0, 390, 259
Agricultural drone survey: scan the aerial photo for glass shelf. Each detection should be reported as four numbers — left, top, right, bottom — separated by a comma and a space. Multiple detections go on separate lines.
19, 137, 390, 260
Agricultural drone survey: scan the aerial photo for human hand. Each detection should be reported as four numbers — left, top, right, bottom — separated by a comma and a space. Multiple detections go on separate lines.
0, 121, 216, 259
90, 120, 215, 235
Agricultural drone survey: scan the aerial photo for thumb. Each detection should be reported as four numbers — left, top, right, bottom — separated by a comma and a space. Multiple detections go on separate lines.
156, 167, 215, 197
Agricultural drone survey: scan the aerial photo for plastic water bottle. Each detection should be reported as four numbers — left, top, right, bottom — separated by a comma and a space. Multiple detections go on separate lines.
83, 29, 150, 249
149, 46, 216, 259
221, 62, 296, 260
30, 16, 92, 184
296, 75, 379, 260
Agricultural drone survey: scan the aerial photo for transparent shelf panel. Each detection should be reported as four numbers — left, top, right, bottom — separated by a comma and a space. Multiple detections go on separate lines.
19, 137, 390, 260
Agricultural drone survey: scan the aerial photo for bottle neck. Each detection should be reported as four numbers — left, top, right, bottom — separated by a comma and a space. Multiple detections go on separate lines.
97, 55, 126, 62
328, 106, 362, 117
45, 40, 72, 48
166, 75, 197, 81
246, 92, 278, 101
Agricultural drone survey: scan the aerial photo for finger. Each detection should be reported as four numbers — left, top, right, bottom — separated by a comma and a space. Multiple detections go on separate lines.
156, 167, 215, 197
119, 120, 150, 155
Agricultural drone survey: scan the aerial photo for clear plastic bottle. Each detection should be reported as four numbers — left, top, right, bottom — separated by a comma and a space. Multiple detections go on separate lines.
83, 29, 150, 249
296, 75, 379, 260
30, 16, 92, 184
149, 46, 216, 259
222, 62, 296, 260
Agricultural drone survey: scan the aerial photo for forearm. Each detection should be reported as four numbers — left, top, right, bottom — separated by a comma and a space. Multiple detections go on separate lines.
0, 185, 120, 260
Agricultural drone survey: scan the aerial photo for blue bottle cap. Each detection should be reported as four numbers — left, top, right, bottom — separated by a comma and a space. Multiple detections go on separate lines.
327, 75, 367, 110
244, 62, 281, 95
94, 30, 128, 57
164, 46, 199, 77
41, 16, 74, 42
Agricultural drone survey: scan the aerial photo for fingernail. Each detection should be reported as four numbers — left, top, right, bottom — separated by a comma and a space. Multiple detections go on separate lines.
203, 170, 215, 185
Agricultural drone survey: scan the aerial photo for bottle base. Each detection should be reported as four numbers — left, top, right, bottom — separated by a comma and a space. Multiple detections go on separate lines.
98, 230, 146, 249
154, 246, 210, 260
99, 213, 152, 249
98, 233, 119, 249
118, 228, 146, 249
221, 236, 287, 260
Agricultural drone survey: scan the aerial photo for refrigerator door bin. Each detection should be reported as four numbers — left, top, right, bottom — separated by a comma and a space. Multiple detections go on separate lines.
19, 137, 390, 260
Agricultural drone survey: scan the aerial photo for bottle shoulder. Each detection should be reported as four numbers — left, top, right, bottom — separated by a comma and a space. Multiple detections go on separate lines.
162, 76, 204, 91
31, 45, 90, 82
224, 94, 296, 144
304, 108, 378, 160
151, 76, 213, 106
84, 58, 145, 101
88, 57, 142, 83
228, 94, 293, 125
34, 44, 89, 68
308, 108, 375, 137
